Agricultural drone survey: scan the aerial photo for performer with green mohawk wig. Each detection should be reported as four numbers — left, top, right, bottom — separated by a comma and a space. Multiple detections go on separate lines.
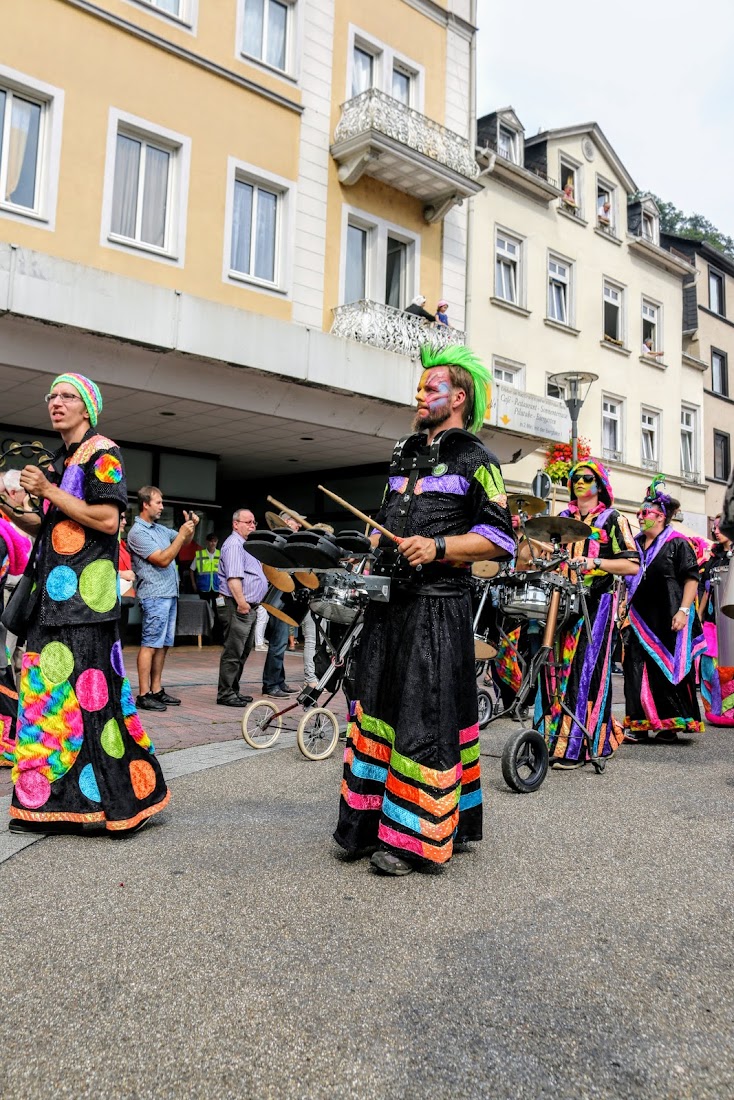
334, 344, 515, 876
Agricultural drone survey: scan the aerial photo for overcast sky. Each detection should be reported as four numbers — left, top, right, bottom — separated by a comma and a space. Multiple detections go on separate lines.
475, 0, 734, 237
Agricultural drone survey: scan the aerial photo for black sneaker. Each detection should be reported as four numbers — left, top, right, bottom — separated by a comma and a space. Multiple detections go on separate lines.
152, 688, 181, 706
136, 693, 167, 712
281, 683, 299, 695
265, 687, 290, 699
216, 696, 248, 707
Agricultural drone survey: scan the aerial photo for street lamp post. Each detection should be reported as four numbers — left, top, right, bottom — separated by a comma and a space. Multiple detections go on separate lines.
548, 371, 599, 464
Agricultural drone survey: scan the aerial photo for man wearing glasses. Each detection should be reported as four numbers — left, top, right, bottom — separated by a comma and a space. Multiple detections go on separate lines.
215, 508, 266, 706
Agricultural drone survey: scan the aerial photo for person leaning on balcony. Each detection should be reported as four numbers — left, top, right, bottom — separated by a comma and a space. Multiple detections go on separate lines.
404, 295, 435, 323
435, 300, 449, 327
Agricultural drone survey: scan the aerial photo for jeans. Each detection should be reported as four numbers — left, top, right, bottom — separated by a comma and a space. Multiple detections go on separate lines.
302, 611, 316, 683
140, 596, 177, 648
262, 614, 289, 692
216, 599, 257, 700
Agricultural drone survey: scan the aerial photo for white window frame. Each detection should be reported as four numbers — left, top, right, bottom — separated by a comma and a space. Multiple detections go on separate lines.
559, 153, 582, 216
641, 208, 659, 245
602, 278, 625, 345
338, 203, 420, 308
101, 108, 191, 267
236, 0, 299, 80
641, 296, 662, 354
714, 430, 731, 482
680, 404, 699, 476
602, 394, 624, 462
497, 124, 518, 164
709, 268, 725, 315
223, 156, 294, 296
492, 356, 525, 388
641, 406, 660, 468
596, 175, 615, 231
346, 26, 424, 110
712, 348, 728, 396
0, 64, 64, 231
495, 229, 522, 306
122, 0, 198, 32
547, 252, 572, 326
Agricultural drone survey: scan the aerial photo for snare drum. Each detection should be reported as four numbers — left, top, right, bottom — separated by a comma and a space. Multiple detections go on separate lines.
309, 572, 366, 625
498, 576, 551, 622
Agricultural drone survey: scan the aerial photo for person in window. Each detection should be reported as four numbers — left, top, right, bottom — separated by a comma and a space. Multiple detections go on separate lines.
698, 515, 734, 726
562, 177, 577, 208
435, 299, 449, 326
404, 295, 435, 323
622, 477, 706, 742
531, 460, 640, 769
642, 337, 664, 359
4, 373, 170, 835
597, 196, 611, 225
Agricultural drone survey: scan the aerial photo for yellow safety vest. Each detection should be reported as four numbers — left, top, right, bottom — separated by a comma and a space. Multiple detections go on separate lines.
194, 548, 220, 592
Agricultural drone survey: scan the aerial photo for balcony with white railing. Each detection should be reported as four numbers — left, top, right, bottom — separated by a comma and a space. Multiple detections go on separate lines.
331, 90, 481, 221
330, 300, 465, 357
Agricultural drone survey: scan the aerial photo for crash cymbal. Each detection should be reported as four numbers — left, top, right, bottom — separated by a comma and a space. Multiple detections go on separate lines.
262, 563, 295, 592
294, 570, 321, 590
507, 493, 546, 517
265, 510, 290, 531
472, 560, 501, 579
523, 516, 592, 544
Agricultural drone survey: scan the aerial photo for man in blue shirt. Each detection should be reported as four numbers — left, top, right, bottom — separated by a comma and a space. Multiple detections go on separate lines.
128, 485, 198, 711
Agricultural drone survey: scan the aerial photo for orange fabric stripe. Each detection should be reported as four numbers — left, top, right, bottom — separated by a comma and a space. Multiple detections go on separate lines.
351, 727, 391, 763
386, 771, 459, 818
461, 761, 481, 786
9, 788, 171, 830
420, 808, 459, 842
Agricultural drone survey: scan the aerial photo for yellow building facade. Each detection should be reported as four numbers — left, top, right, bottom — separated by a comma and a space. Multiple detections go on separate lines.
0, 0, 490, 521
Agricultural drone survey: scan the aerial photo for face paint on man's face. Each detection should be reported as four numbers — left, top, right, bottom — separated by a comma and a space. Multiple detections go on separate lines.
413, 367, 453, 431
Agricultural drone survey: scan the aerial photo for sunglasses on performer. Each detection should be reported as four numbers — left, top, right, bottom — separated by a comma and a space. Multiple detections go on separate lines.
572, 473, 596, 484
638, 507, 663, 518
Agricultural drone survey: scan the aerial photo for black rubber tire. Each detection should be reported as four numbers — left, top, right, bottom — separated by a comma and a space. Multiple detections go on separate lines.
477, 689, 494, 730
501, 728, 549, 793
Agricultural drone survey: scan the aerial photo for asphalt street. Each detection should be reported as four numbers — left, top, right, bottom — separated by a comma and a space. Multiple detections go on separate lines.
2, 716, 733, 1099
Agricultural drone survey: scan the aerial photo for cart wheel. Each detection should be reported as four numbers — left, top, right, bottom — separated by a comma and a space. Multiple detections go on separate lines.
592, 758, 606, 774
242, 700, 283, 749
501, 728, 548, 793
297, 707, 340, 761
477, 688, 495, 730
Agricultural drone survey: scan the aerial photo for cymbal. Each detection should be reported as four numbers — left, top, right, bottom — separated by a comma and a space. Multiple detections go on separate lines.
265, 510, 290, 531
472, 560, 501, 579
294, 570, 320, 590
508, 493, 546, 518
523, 516, 592, 544
262, 563, 295, 592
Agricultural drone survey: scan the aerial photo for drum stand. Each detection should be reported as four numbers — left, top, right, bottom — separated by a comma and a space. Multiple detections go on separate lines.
492, 541, 606, 792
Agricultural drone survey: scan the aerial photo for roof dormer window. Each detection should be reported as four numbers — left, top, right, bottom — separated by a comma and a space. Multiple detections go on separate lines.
642, 210, 658, 244
498, 125, 518, 164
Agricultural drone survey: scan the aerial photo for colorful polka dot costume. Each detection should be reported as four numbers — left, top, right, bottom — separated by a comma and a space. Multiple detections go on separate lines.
8, 417, 170, 831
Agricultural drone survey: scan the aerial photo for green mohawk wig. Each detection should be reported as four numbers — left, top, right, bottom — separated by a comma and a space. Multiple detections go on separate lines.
419, 344, 492, 434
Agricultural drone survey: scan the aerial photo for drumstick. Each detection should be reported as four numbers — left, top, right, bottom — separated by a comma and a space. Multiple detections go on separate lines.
317, 485, 401, 544
266, 495, 314, 530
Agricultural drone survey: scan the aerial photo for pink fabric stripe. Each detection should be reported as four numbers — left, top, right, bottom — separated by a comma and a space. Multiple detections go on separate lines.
343, 788, 383, 811
459, 722, 479, 745
640, 664, 660, 727
378, 822, 424, 858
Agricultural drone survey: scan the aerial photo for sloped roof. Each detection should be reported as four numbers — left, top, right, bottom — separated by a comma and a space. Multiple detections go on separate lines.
525, 122, 637, 193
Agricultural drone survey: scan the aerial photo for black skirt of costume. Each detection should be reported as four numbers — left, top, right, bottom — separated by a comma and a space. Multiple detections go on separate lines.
10, 619, 169, 831
334, 586, 481, 866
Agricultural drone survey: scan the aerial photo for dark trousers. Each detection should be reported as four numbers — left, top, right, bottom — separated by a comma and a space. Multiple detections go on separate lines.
263, 614, 289, 692
216, 600, 257, 700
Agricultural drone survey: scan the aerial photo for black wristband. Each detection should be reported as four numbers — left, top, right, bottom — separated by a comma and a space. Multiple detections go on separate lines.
434, 536, 446, 561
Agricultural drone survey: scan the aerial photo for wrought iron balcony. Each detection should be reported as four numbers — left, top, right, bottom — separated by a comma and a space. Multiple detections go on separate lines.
330, 300, 465, 358
331, 89, 481, 221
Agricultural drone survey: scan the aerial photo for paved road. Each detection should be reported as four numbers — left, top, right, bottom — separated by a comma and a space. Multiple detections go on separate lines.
2, 717, 733, 1099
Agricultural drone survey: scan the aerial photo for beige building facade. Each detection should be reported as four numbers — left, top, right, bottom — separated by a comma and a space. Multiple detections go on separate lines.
661, 235, 734, 525
469, 112, 708, 531
4, 0, 558, 526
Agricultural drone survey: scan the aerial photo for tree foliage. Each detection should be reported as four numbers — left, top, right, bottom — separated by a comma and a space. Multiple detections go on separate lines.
642, 193, 734, 257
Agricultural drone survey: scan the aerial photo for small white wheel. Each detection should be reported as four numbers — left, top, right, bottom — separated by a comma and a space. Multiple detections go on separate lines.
242, 700, 283, 749
296, 707, 340, 761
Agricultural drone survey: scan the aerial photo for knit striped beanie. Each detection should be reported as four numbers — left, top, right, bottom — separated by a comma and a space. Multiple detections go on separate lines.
51, 373, 103, 427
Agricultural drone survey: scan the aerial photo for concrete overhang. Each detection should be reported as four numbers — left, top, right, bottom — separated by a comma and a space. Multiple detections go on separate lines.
627, 236, 697, 278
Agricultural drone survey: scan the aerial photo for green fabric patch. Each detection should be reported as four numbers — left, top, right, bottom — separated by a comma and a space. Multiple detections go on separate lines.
474, 464, 506, 502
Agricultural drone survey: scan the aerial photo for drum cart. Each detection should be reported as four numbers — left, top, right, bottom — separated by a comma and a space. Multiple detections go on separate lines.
474, 532, 608, 794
